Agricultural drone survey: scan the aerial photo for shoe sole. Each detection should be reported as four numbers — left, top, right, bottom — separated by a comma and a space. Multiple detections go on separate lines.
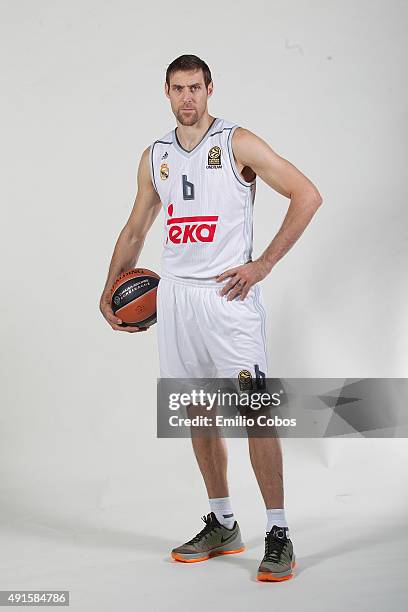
257, 561, 296, 582
171, 546, 246, 563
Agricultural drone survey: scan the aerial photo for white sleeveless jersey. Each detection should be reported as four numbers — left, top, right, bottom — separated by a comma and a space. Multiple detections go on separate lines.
149, 117, 256, 281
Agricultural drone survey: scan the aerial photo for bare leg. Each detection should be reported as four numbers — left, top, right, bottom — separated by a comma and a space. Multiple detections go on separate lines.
190, 436, 229, 498
248, 436, 284, 508
187, 403, 229, 498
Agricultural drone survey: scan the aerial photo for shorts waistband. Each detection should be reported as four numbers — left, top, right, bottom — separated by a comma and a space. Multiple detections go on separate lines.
159, 272, 227, 287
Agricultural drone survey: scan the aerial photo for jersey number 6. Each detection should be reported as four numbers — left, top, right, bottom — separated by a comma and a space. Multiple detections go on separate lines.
182, 174, 195, 201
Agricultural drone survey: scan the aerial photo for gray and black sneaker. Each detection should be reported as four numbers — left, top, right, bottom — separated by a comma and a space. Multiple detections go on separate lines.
171, 512, 245, 563
257, 525, 296, 581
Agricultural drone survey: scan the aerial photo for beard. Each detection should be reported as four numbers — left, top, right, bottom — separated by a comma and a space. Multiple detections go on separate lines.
176, 108, 199, 126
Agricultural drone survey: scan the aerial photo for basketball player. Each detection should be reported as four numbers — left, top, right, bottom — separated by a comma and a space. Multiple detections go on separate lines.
100, 55, 322, 581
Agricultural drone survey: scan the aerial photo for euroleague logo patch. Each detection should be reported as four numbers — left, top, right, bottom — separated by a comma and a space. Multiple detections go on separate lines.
165, 203, 218, 244
238, 370, 253, 391
206, 146, 222, 169
238, 365, 266, 391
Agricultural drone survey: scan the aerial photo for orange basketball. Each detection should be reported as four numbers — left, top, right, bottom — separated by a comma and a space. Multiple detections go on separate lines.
110, 268, 160, 328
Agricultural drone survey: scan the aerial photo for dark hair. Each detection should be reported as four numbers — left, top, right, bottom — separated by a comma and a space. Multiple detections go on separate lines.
166, 54, 212, 89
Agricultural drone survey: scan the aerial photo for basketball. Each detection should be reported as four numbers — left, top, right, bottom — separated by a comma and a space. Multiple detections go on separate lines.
110, 268, 160, 328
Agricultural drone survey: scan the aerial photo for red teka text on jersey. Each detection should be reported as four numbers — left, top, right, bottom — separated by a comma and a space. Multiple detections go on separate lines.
166, 203, 219, 244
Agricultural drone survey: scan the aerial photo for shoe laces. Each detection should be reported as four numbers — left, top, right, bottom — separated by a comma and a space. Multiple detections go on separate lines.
186, 514, 220, 545
264, 532, 287, 562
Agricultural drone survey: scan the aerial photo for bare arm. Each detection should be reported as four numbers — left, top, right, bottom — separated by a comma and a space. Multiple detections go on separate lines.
217, 128, 323, 300
99, 147, 162, 331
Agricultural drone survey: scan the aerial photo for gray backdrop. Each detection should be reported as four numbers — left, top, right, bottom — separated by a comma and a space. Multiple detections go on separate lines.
1, 1, 407, 610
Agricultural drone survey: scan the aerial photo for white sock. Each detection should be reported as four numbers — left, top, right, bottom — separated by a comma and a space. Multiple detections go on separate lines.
209, 497, 235, 529
266, 508, 290, 538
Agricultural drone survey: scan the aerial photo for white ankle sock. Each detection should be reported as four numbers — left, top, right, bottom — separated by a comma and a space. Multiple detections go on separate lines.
266, 508, 289, 537
209, 497, 235, 529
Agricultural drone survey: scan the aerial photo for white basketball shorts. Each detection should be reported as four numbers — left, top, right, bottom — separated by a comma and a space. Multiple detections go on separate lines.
156, 273, 268, 383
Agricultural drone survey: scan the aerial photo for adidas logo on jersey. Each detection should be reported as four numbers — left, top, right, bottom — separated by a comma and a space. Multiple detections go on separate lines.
166, 203, 218, 244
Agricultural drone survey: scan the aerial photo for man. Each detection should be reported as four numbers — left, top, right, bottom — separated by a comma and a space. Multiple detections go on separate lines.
100, 54, 323, 582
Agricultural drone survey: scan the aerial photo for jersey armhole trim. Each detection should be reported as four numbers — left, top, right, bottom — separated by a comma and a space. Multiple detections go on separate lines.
149, 143, 159, 194
227, 125, 256, 188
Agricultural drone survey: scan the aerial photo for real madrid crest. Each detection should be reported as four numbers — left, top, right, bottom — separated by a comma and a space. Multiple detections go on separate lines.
160, 162, 169, 180
206, 146, 222, 169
